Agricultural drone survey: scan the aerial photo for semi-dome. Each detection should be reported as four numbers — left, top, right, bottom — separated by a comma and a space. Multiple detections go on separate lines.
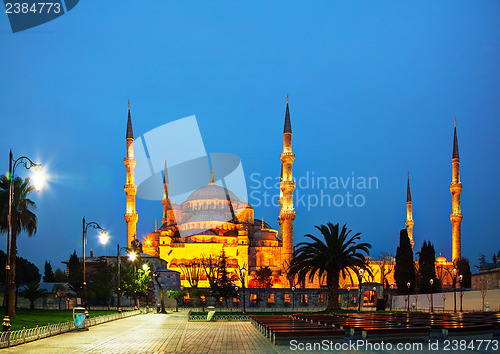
186, 183, 240, 202
252, 230, 277, 241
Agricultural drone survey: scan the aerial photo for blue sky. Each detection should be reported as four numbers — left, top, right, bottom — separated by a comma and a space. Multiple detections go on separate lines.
1, 1, 499, 272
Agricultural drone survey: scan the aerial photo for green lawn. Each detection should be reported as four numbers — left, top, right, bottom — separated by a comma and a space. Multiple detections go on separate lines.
1, 308, 125, 331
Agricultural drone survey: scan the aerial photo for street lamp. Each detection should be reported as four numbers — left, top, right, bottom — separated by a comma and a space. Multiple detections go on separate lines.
3, 151, 44, 332
459, 274, 463, 312
240, 268, 246, 315
407, 282, 411, 311
453, 268, 457, 313
358, 268, 364, 312
82, 217, 106, 317
347, 286, 350, 309
430, 278, 434, 313
291, 286, 296, 309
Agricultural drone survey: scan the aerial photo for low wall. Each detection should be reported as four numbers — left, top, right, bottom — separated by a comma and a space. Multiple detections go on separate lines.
392, 288, 500, 312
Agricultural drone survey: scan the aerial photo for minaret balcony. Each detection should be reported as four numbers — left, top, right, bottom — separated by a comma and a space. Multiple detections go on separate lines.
280, 152, 295, 163
280, 210, 296, 220
450, 213, 463, 223
280, 180, 295, 189
124, 213, 138, 223
450, 184, 462, 194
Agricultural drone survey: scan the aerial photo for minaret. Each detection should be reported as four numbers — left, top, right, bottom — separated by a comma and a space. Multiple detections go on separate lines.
124, 101, 138, 248
405, 172, 414, 249
450, 118, 462, 262
279, 95, 296, 263
162, 155, 177, 227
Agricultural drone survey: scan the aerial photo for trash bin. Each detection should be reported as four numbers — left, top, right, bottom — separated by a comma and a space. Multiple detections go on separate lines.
376, 299, 385, 311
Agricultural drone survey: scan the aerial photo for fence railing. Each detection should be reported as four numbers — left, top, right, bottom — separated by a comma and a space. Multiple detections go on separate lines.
187, 307, 314, 322
0, 308, 152, 348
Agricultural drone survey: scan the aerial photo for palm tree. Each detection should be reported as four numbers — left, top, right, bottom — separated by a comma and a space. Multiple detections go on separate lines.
0, 175, 38, 318
20, 282, 46, 310
288, 223, 371, 310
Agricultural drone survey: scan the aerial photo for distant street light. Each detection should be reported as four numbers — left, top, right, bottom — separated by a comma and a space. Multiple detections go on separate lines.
3, 150, 44, 332
241, 268, 247, 315
453, 268, 457, 313
82, 217, 106, 317
291, 286, 296, 309
430, 278, 434, 313
390, 284, 394, 311
407, 282, 411, 311
358, 268, 364, 312
459, 274, 463, 312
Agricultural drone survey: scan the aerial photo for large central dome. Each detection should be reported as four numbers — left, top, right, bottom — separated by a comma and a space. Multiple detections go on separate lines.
186, 183, 240, 202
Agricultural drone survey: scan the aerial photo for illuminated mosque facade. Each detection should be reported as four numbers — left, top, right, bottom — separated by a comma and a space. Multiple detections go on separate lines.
123, 100, 460, 290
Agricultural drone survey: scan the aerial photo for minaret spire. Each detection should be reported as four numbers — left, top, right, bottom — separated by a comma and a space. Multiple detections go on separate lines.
280, 95, 296, 264
450, 118, 463, 262
124, 100, 138, 249
126, 100, 133, 140
405, 172, 414, 249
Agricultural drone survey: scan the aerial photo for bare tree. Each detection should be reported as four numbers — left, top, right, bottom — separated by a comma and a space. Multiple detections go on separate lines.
200, 254, 220, 288
378, 253, 395, 288
179, 259, 202, 288
480, 281, 488, 311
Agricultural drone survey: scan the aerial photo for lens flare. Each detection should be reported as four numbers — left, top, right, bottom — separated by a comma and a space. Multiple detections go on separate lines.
31, 167, 45, 192
99, 231, 109, 245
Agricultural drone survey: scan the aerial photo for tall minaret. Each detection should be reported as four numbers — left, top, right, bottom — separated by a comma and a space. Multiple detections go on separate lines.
450, 118, 462, 262
161, 155, 176, 225
124, 101, 138, 248
405, 172, 414, 249
279, 95, 296, 263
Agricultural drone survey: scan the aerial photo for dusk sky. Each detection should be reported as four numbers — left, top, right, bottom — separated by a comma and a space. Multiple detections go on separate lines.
1, 1, 499, 273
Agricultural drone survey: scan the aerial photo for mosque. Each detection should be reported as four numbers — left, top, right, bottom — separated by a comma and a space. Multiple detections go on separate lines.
123, 100, 460, 290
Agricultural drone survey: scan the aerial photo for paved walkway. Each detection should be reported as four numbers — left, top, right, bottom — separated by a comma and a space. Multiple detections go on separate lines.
3, 312, 498, 353
2, 312, 278, 353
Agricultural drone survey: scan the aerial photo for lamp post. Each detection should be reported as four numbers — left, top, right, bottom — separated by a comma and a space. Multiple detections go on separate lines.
3, 151, 44, 332
235, 286, 239, 311
153, 271, 166, 313
459, 274, 463, 312
128, 251, 138, 309
291, 286, 296, 309
453, 268, 457, 313
407, 282, 411, 311
82, 217, 107, 317
347, 286, 350, 309
430, 278, 434, 313
390, 284, 394, 311
240, 268, 246, 315
358, 268, 364, 312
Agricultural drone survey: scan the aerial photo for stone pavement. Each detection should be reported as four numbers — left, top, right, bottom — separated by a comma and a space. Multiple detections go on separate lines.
2, 312, 279, 354
3, 312, 498, 353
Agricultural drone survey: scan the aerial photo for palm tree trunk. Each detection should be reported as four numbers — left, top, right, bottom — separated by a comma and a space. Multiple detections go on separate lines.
8, 230, 17, 318
326, 271, 340, 310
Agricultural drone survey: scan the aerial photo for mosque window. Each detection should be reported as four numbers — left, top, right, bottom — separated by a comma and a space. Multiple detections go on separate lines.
318, 294, 325, 303
267, 294, 274, 303
284, 294, 291, 303
250, 294, 257, 303
301, 294, 308, 303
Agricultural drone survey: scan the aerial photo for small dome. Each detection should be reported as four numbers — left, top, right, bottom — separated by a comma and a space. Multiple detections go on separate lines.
436, 255, 448, 264
187, 183, 240, 202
